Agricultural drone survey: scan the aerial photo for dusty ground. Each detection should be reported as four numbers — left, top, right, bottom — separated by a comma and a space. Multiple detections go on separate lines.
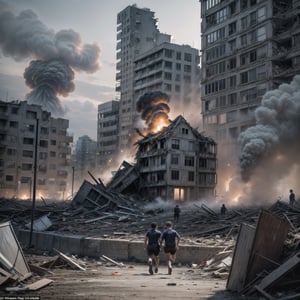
0, 257, 247, 300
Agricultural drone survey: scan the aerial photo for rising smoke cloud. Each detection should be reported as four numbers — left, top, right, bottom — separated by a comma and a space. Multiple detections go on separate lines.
136, 91, 171, 134
237, 75, 300, 203
0, 2, 100, 115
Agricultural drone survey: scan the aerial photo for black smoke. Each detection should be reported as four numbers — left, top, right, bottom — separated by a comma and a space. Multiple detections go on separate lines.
237, 75, 300, 202
136, 91, 171, 133
0, 3, 100, 115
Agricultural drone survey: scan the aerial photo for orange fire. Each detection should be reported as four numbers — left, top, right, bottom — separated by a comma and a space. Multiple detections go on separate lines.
151, 116, 171, 133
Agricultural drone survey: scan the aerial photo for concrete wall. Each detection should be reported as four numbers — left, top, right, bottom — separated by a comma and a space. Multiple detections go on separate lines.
17, 230, 223, 264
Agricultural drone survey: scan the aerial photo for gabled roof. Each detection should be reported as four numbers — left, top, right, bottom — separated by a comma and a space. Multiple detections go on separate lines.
135, 115, 216, 145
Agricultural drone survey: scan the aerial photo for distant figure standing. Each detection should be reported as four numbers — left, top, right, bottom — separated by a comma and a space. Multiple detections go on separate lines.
160, 221, 180, 275
174, 204, 181, 222
220, 204, 227, 216
289, 189, 295, 207
144, 222, 161, 275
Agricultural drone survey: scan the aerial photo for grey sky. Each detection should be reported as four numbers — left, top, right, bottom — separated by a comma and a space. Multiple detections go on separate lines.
0, 0, 201, 141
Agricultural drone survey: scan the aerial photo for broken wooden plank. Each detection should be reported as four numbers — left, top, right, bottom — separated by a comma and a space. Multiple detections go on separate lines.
226, 223, 256, 292
246, 210, 291, 284
101, 255, 124, 267
283, 213, 296, 231
280, 292, 300, 300
254, 285, 274, 300
84, 215, 112, 224
53, 249, 86, 271
39, 256, 60, 269
29, 263, 54, 275
0, 266, 12, 286
256, 252, 300, 291
201, 204, 218, 217
26, 278, 53, 290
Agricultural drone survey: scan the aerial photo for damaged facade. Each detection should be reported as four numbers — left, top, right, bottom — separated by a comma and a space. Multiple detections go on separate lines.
200, 0, 300, 164
135, 115, 217, 201
0, 100, 73, 199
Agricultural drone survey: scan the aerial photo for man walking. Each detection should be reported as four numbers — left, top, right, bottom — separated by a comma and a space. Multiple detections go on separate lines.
289, 189, 296, 207
144, 222, 161, 275
174, 204, 181, 222
160, 221, 180, 275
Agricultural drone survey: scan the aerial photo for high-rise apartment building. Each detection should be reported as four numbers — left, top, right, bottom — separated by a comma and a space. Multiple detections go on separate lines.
74, 135, 97, 178
0, 100, 73, 199
97, 100, 119, 168
134, 42, 200, 123
200, 0, 300, 166
116, 5, 171, 151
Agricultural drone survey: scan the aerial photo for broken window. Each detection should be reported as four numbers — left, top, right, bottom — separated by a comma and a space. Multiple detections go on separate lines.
40, 140, 48, 148
26, 110, 37, 120
188, 141, 195, 151
160, 139, 165, 149
185, 156, 195, 167
229, 21, 236, 35
188, 171, 194, 181
240, 0, 247, 10
7, 148, 16, 156
228, 93, 237, 105
6, 175, 13, 181
229, 75, 236, 88
241, 16, 248, 29
22, 150, 33, 158
171, 154, 179, 165
249, 50, 257, 62
182, 128, 189, 134
227, 111, 237, 122
171, 170, 179, 180
240, 71, 248, 84
157, 171, 165, 181
241, 34, 247, 46
199, 158, 207, 168
39, 152, 48, 160
250, 11, 257, 25
171, 139, 180, 150
184, 53, 192, 62
20, 176, 31, 184
23, 137, 34, 145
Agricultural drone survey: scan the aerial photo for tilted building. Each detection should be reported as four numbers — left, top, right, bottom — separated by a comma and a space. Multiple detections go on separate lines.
0, 100, 73, 199
135, 115, 217, 201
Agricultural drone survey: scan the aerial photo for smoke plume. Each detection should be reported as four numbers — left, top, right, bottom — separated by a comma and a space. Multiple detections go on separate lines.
0, 3, 100, 114
136, 91, 171, 134
237, 75, 300, 202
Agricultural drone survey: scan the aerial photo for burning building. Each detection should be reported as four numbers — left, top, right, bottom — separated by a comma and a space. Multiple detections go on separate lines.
135, 115, 217, 202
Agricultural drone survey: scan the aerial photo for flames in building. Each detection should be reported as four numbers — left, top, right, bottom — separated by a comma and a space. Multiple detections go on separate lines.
0, 3, 100, 115
223, 75, 300, 205
136, 91, 171, 134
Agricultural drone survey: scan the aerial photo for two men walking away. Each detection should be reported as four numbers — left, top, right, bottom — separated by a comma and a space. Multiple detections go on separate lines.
160, 221, 180, 275
144, 221, 180, 275
144, 222, 161, 275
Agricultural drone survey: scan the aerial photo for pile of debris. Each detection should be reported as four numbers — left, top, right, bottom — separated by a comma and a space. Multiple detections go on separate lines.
1, 168, 300, 299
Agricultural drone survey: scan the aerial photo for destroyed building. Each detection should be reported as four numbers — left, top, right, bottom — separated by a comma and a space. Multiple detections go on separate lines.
135, 115, 217, 201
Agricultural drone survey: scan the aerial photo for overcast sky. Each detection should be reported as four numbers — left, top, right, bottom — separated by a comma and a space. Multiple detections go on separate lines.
0, 0, 201, 142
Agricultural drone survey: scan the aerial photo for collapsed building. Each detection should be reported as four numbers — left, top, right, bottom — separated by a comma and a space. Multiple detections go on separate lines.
73, 115, 217, 205
135, 115, 217, 201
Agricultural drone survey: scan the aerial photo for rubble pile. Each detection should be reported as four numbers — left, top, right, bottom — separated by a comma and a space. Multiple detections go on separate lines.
1, 175, 300, 298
